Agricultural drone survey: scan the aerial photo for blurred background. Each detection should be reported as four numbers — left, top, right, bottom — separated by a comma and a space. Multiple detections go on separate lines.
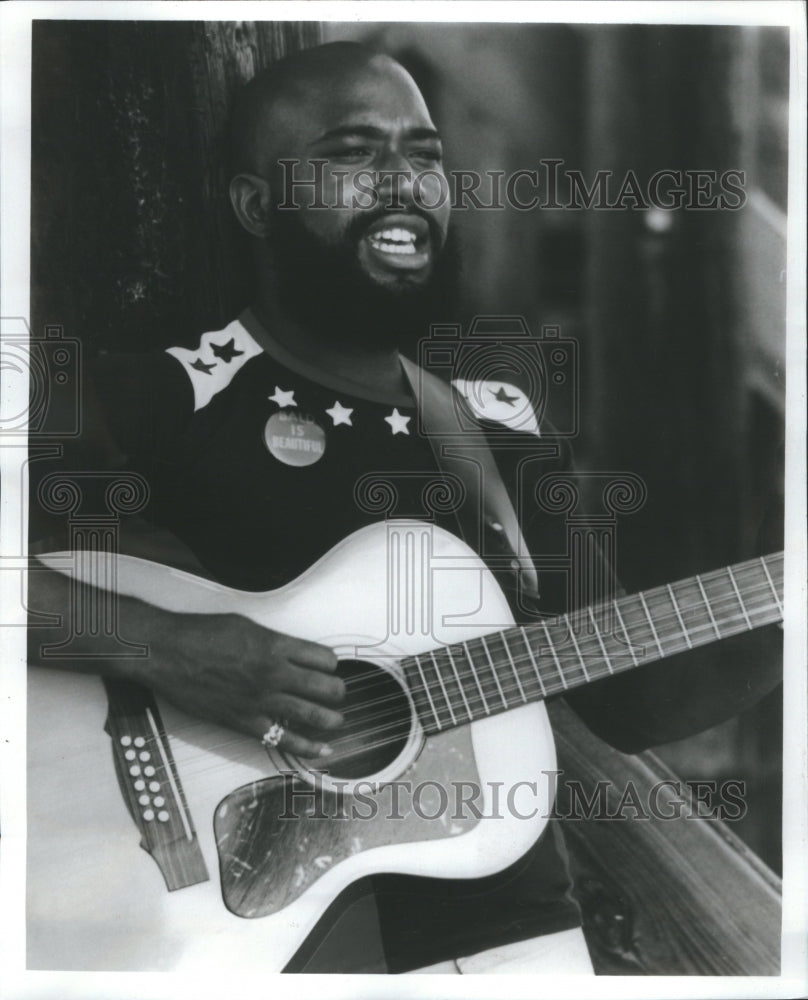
31, 19, 787, 873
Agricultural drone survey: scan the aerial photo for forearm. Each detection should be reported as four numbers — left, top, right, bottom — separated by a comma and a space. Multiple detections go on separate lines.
26, 558, 344, 754
564, 625, 783, 753
27, 559, 168, 687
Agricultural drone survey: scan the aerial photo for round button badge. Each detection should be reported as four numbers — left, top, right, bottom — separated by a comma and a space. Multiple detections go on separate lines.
264, 410, 326, 467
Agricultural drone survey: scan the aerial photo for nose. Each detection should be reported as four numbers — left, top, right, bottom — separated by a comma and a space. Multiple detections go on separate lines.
375, 148, 416, 211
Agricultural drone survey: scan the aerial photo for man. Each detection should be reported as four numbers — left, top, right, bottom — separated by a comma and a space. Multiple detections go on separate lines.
28, 41, 781, 974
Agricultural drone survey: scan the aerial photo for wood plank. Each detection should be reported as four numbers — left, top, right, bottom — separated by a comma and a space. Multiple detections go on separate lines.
549, 698, 781, 975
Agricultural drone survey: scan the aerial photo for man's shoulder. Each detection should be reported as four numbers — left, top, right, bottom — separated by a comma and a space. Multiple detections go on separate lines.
411, 361, 547, 441
90, 316, 268, 415
163, 316, 266, 412
450, 376, 544, 439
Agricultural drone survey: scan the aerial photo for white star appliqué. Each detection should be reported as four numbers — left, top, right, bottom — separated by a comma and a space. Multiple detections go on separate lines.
268, 386, 296, 408
384, 408, 411, 435
451, 379, 541, 437
325, 400, 354, 427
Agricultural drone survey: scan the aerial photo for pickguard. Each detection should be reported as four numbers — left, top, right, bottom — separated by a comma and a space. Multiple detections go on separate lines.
214, 725, 481, 918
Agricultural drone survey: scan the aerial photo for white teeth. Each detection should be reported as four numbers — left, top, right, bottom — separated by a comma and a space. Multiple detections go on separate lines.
369, 240, 417, 255
373, 227, 417, 243
368, 224, 420, 254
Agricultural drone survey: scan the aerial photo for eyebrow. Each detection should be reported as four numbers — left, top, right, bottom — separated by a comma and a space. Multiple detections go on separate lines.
313, 124, 442, 144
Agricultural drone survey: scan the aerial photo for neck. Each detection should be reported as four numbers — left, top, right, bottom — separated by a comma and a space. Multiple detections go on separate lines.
402, 551, 784, 736
251, 284, 411, 401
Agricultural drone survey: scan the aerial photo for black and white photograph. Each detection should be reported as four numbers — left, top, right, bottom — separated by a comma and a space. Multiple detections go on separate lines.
0, 2, 805, 998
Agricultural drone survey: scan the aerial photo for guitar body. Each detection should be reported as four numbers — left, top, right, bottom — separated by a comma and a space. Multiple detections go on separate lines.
28, 521, 556, 972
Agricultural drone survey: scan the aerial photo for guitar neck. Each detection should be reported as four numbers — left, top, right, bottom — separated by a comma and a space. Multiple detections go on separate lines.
404, 553, 784, 734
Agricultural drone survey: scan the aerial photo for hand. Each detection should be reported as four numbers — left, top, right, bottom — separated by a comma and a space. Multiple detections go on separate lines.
140, 609, 345, 757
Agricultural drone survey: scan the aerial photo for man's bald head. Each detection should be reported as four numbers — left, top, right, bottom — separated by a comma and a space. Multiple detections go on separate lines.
229, 41, 423, 177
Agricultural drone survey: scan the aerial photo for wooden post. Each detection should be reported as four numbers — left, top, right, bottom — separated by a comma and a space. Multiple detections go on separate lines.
31, 20, 322, 356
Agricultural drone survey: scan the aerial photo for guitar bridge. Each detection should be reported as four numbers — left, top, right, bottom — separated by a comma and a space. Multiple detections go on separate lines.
103, 678, 208, 891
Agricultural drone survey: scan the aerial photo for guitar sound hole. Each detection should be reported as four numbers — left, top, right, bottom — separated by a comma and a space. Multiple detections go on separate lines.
320, 659, 413, 780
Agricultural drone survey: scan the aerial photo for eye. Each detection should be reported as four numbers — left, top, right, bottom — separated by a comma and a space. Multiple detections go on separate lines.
330, 147, 374, 164
411, 149, 443, 165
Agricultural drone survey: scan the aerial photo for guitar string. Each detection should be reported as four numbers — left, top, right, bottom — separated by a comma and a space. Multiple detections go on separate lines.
161, 583, 782, 774
333, 576, 783, 718
318, 560, 784, 695
298, 581, 785, 752
324, 597, 781, 752
159, 578, 783, 775
160, 580, 783, 780
152, 554, 786, 767
161, 577, 783, 769
170, 601, 771, 782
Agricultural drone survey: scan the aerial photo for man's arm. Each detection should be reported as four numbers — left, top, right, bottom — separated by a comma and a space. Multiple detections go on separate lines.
520, 437, 783, 754
563, 626, 783, 753
28, 348, 347, 757
27, 560, 345, 758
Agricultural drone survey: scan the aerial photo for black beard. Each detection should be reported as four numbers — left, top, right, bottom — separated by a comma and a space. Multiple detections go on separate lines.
264, 208, 462, 356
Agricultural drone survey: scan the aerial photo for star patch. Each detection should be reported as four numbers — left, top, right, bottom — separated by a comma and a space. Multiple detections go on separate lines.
325, 400, 353, 426
452, 379, 541, 437
491, 385, 519, 406
166, 318, 264, 412
268, 386, 297, 408
384, 408, 411, 435
210, 338, 244, 363
190, 358, 216, 374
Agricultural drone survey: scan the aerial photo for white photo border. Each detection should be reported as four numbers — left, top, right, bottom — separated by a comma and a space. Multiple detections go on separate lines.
1, 3, 805, 999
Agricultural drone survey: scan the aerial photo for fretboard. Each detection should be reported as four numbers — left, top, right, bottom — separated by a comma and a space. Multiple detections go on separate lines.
403, 553, 784, 734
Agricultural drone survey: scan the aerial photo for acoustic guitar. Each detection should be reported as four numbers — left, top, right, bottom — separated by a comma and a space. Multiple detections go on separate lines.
28, 520, 783, 971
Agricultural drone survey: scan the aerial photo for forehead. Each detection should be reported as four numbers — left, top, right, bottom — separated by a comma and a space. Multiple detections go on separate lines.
265, 59, 436, 155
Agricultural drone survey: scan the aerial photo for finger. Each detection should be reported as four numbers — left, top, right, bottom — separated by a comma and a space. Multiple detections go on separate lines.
272, 693, 344, 733
285, 638, 339, 673
283, 662, 345, 705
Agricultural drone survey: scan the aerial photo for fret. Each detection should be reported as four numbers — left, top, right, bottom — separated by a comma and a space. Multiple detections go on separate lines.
726, 566, 752, 630
427, 651, 457, 727
759, 556, 783, 617
647, 585, 693, 655
667, 576, 716, 646
619, 593, 657, 662
666, 583, 693, 648
497, 633, 527, 703
443, 645, 474, 722
588, 606, 614, 674
613, 599, 640, 665
413, 656, 443, 731
517, 626, 548, 697
733, 559, 780, 626
541, 620, 568, 689
696, 574, 722, 639
479, 635, 509, 709
702, 566, 752, 637
563, 613, 589, 682
638, 590, 665, 658
402, 552, 783, 733
461, 640, 491, 716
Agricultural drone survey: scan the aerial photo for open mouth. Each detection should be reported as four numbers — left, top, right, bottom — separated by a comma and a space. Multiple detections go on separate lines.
360, 214, 432, 272
368, 225, 420, 256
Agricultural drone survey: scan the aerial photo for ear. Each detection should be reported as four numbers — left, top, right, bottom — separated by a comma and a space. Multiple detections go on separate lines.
229, 173, 272, 237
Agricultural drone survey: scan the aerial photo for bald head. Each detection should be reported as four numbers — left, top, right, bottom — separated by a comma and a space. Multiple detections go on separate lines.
230, 41, 427, 177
